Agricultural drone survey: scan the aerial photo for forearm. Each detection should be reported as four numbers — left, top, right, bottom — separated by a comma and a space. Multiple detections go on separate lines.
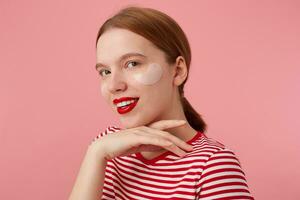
69, 145, 107, 200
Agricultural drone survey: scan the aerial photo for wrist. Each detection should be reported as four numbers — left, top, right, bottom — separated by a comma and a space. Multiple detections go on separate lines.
87, 142, 107, 161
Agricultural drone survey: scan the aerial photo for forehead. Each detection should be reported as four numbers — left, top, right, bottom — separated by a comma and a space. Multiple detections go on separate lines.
96, 28, 158, 63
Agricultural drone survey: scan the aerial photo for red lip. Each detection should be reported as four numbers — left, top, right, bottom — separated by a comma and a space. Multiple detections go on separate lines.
113, 97, 139, 104
116, 98, 139, 114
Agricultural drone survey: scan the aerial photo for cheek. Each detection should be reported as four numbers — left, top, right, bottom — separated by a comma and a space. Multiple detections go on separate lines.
100, 81, 109, 98
131, 63, 163, 85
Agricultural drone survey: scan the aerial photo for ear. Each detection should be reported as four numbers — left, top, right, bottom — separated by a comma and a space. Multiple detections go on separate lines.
172, 56, 188, 86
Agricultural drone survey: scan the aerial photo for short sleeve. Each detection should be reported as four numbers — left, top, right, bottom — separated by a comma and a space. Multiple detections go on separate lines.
196, 148, 254, 200
90, 126, 122, 145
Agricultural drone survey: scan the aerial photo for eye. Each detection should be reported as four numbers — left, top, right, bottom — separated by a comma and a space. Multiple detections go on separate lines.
99, 69, 110, 77
127, 61, 140, 69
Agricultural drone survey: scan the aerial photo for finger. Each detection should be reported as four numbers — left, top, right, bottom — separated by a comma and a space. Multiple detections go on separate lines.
164, 142, 187, 158
141, 127, 193, 152
148, 120, 186, 130
135, 132, 188, 158
135, 133, 174, 147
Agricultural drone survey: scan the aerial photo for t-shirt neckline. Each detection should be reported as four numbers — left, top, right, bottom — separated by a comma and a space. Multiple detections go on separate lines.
135, 130, 203, 165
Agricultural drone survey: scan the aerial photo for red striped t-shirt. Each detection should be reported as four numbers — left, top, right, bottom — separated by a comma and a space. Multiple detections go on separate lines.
92, 126, 254, 200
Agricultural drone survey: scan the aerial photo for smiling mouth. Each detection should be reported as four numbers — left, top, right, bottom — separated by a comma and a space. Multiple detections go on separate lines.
116, 98, 139, 114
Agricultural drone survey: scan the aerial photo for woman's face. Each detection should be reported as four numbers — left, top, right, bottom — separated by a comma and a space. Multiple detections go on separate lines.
96, 28, 178, 128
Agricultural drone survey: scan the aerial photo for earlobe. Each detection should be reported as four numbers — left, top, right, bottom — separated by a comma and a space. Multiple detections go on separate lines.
173, 56, 188, 86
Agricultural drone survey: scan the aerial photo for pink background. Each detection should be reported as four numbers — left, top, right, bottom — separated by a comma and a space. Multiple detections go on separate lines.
1, 1, 299, 199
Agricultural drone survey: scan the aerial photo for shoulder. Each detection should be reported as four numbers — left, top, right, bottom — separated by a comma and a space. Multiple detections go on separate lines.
91, 125, 122, 143
194, 134, 232, 158
193, 134, 245, 177
195, 135, 253, 199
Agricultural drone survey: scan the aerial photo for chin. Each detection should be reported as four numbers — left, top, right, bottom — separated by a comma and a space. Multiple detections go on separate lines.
120, 118, 140, 129
118, 106, 162, 129
120, 115, 153, 129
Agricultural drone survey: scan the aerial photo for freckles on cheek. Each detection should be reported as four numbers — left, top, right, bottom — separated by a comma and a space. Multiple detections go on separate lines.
132, 63, 163, 85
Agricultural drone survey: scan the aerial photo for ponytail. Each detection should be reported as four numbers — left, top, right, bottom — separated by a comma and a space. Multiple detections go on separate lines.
179, 85, 207, 133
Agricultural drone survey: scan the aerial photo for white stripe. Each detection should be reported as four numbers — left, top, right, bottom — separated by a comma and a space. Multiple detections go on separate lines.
199, 192, 252, 200
198, 171, 245, 185
205, 158, 239, 165
201, 178, 247, 188
202, 164, 242, 174
201, 185, 249, 195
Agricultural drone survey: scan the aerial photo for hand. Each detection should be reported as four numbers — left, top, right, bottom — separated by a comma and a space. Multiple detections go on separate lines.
92, 120, 194, 160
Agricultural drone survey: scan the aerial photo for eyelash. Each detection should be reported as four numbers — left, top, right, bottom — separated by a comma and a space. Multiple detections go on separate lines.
98, 61, 140, 77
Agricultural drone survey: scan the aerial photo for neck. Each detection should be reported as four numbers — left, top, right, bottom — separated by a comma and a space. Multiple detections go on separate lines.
152, 94, 198, 142
140, 97, 198, 160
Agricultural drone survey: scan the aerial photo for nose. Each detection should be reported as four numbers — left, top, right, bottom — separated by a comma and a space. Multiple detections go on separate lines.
107, 70, 127, 93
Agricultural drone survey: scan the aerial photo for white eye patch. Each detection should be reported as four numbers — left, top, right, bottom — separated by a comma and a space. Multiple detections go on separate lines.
132, 63, 163, 85
99, 63, 164, 96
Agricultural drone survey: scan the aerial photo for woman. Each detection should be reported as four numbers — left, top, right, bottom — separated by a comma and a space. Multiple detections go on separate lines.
69, 6, 254, 200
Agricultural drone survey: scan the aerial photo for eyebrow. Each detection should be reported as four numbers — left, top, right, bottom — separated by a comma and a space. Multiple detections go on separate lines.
95, 52, 146, 70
